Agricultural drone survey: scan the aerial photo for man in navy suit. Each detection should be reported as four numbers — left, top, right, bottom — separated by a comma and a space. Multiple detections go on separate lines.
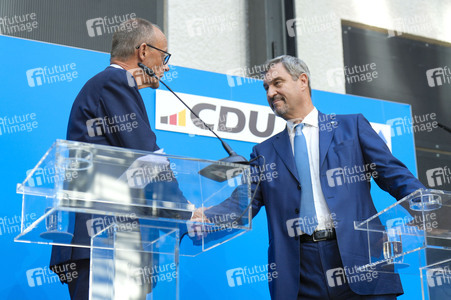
50, 18, 190, 299
198, 55, 425, 299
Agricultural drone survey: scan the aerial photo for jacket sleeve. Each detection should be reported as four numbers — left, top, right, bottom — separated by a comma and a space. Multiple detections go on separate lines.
357, 114, 425, 200
204, 146, 265, 225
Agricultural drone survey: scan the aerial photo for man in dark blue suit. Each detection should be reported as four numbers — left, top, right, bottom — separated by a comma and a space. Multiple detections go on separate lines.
50, 18, 190, 299
199, 55, 425, 299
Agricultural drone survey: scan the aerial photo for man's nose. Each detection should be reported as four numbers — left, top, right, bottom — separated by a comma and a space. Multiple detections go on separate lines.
267, 86, 277, 99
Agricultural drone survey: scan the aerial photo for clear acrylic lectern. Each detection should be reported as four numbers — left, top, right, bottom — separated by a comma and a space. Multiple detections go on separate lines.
15, 140, 252, 300
354, 189, 451, 300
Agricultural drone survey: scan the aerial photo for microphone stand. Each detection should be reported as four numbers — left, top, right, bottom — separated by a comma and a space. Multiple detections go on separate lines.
137, 63, 248, 182
437, 122, 451, 135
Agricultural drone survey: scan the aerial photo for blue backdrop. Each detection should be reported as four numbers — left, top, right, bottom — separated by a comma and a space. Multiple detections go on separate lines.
0, 35, 421, 299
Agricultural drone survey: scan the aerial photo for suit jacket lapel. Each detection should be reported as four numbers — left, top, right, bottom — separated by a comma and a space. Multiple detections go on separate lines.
272, 128, 300, 183
318, 111, 336, 167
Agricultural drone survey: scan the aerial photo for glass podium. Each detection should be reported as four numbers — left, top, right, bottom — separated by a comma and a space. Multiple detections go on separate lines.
354, 189, 451, 300
15, 140, 252, 300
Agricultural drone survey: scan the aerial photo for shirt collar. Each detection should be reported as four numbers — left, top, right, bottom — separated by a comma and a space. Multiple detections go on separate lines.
286, 107, 318, 134
110, 63, 124, 70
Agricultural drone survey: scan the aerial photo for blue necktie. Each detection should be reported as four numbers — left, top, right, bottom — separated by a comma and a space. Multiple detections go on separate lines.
294, 124, 317, 235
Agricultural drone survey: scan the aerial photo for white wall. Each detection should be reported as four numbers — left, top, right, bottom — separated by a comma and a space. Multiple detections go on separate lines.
167, 0, 248, 74
166, 0, 451, 94
293, 0, 451, 93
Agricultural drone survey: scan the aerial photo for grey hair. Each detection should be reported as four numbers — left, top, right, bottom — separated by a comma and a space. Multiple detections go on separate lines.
111, 18, 156, 60
264, 55, 312, 96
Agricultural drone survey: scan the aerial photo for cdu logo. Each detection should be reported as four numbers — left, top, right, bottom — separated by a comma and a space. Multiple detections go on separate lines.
326, 267, 346, 287
86, 18, 104, 37
160, 109, 186, 127
26, 68, 45, 87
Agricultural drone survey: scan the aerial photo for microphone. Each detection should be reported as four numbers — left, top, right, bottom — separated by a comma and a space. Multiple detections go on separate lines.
137, 62, 248, 182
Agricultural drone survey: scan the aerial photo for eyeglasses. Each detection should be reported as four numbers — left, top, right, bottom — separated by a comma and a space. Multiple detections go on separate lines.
136, 43, 171, 65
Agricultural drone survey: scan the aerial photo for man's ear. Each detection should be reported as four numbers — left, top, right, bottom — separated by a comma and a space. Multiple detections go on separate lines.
299, 73, 309, 91
136, 43, 147, 61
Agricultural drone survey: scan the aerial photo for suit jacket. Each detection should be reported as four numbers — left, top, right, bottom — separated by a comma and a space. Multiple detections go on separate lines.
207, 111, 425, 299
50, 66, 190, 269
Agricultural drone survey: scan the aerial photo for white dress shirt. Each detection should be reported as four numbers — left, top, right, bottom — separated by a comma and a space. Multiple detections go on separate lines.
286, 107, 334, 232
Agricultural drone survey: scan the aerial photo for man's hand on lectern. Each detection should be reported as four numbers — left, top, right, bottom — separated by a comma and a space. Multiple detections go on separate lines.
187, 207, 212, 240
